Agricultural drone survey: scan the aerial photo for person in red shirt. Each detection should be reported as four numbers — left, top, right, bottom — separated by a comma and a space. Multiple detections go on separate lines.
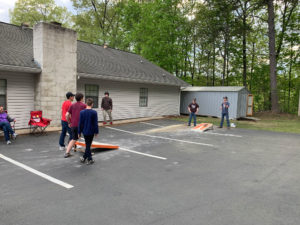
59, 92, 74, 151
64, 93, 86, 158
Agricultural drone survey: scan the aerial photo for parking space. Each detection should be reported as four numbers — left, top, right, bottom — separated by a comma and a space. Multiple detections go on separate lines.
0, 118, 300, 225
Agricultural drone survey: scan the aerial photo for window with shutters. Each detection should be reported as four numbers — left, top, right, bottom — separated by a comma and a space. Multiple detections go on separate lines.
139, 88, 148, 107
85, 84, 99, 108
0, 79, 7, 110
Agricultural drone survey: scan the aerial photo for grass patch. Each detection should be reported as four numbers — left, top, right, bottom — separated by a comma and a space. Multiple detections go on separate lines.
171, 112, 300, 134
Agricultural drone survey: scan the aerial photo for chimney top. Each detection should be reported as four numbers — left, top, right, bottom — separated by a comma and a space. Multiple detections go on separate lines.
21, 22, 30, 29
50, 21, 62, 27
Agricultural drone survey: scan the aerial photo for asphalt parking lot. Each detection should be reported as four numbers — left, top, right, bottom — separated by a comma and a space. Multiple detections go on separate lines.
0, 119, 299, 225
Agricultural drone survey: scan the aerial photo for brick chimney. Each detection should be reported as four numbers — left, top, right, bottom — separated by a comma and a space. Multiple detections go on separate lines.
33, 22, 77, 126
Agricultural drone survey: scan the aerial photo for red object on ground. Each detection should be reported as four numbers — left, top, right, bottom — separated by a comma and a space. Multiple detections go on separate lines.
28, 111, 52, 135
75, 140, 119, 150
192, 123, 213, 132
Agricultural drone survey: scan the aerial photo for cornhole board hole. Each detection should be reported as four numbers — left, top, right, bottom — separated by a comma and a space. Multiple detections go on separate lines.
75, 140, 119, 152
192, 123, 213, 132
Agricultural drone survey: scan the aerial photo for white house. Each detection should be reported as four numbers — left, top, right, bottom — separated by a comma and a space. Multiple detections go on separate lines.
0, 22, 188, 129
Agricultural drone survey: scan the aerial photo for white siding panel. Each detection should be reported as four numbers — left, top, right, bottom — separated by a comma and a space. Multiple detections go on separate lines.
77, 79, 180, 121
0, 72, 35, 129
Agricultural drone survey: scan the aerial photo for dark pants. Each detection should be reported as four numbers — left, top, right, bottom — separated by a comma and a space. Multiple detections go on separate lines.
0, 122, 14, 141
188, 112, 197, 126
83, 135, 94, 161
220, 113, 230, 127
59, 120, 72, 147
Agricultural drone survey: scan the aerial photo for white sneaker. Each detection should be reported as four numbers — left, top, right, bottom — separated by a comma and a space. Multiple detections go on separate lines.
59, 146, 65, 151
13, 133, 18, 139
7, 140, 11, 145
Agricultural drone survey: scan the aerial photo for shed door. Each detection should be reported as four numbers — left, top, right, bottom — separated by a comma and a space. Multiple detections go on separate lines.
246, 94, 254, 116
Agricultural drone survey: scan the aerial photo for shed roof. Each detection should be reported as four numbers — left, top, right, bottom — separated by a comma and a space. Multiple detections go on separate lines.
181, 86, 247, 92
0, 22, 188, 87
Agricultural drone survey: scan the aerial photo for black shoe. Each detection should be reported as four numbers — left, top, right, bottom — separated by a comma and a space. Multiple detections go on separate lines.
80, 157, 86, 163
218, 126, 222, 128
86, 159, 95, 165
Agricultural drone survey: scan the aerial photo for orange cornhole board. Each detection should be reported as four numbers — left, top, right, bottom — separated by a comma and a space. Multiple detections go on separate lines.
75, 140, 119, 152
192, 123, 213, 132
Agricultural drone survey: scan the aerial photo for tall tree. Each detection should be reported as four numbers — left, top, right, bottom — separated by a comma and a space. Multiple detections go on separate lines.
9, 0, 71, 27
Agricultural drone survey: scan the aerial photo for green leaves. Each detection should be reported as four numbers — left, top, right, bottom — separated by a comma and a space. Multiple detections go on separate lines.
9, 0, 72, 27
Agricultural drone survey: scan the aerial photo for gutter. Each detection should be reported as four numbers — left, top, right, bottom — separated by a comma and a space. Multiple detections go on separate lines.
0, 64, 42, 74
78, 72, 188, 87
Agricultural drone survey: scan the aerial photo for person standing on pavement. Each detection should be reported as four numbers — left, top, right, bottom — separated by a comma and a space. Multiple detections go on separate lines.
219, 96, 230, 129
58, 92, 74, 151
78, 98, 98, 165
101, 91, 113, 125
188, 98, 199, 126
64, 93, 86, 158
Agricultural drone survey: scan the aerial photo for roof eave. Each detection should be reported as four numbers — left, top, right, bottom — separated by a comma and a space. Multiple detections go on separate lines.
0, 64, 41, 74
77, 72, 187, 87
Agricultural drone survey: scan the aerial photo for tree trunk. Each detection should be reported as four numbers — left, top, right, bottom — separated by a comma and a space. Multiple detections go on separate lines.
212, 41, 216, 86
250, 42, 255, 91
242, 11, 247, 87
267, 0, 280, 113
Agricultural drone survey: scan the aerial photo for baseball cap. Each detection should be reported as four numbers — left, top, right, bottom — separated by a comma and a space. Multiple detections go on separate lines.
66, 92, 75, 99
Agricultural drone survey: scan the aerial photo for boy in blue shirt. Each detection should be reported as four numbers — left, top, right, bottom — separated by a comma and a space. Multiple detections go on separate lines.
219, 96, 230, 129
78, 98, 99, 165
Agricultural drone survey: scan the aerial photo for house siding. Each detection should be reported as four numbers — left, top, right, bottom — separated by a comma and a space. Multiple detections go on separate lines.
0, 72, 35, 129
77, 78, 180, 121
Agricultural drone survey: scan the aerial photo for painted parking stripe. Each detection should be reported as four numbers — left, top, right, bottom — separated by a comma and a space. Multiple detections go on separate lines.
119, 147, 167, 160
202, 132, 242, 138
106, 126, 214, 147
0, 154, 74, 189
140, 122, 164, 127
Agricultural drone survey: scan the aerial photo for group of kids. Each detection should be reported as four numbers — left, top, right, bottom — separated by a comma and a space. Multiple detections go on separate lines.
1, 93, 230, 159
188, 96, 230, 128
59, 91, 113, 165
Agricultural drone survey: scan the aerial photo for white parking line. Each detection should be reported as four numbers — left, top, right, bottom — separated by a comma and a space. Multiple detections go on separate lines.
0, 154, 74, 189
106, 126, 214, 147
202, 132, 242, 138
140, 122, 164, 127
119, 148, 167, 160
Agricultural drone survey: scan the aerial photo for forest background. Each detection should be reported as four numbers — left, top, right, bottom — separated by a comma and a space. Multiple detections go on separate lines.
9, 0, 300, 114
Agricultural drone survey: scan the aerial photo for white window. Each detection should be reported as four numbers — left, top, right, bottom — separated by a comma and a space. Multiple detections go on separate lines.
0, 79, 7, 109
85, 84, 99, 108
139, 88, 148, 107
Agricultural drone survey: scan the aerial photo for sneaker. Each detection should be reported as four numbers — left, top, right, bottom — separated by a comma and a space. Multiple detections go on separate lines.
7, 140, 11, 145
86, 159, 95, 165
59, 146, 65, 151
218, 126, 223, 128
12, 133, 18, 139
110, 122, 113, 125
80, 157, 86, 163
103, 122, 107, 125
188, 124, 191, 126
64, 152, 72, 158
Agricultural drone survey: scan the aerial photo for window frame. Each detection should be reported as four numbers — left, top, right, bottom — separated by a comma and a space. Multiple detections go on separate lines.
85, 84, 99, 108
0, 79, 7, 110
139, 88, 148, 107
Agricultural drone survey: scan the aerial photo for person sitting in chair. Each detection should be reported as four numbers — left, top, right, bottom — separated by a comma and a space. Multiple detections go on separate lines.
0, 105, 17, 144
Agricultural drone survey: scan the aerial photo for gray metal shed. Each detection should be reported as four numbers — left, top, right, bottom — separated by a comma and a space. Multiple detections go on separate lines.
180, 86, 250, 119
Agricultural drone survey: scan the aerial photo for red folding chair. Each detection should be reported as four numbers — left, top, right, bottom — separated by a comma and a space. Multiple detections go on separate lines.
28, 111, 51, 135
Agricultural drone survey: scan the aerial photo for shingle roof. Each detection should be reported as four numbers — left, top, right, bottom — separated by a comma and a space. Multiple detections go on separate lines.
0, 22, 188, 87
0, 22, 41, 72
181, 86, 247, 92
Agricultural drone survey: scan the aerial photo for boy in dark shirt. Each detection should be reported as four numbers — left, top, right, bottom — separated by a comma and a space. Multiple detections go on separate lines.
219, 96, 230, 129
64, 93, 86, 158
188, 98, 199, 126
101, 91, 113, 125
78, 98, 99, 165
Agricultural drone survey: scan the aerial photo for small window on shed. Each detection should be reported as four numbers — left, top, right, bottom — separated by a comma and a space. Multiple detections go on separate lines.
0, 79, 7, 110
139, 88, 148, 107
85, 84, 99, 108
